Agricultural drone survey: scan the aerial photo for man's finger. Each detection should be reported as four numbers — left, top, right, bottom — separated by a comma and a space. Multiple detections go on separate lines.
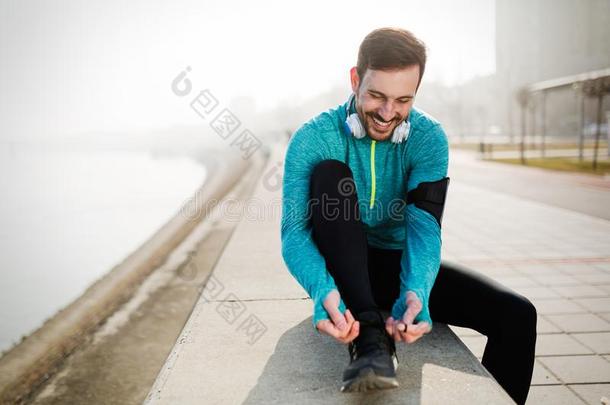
326, 305, 348, 332
387, 318, 403, 342
345, 309, 355, 325
405, 334, 419, 344
409, 322, 431, 335
317, 320, 342, 338
385, 317, 395, 336
403, 327, 422, 344
342, 309, 356, 334
342, 320, 360, 343
318, 319, 360, 344
339, 310, 356, 339
397, 322, 410, 341
403, 322, 431, 344
405, 323, 430, 343
403, 302, 421, 325
392, 321, 405, 342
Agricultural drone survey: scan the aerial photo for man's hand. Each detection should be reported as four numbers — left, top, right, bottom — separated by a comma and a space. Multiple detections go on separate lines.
315, 290, 360, 344
385, 291, 431, 343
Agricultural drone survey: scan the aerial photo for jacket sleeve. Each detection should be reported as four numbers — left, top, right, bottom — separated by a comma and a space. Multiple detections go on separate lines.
391, 123, 449, 328
280, 123, 346, 330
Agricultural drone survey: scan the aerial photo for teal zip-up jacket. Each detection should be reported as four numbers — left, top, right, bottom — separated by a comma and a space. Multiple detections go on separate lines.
280, 96, 449, 330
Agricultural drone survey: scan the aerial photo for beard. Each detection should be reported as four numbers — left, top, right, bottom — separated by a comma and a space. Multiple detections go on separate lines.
361, 109, 401, 138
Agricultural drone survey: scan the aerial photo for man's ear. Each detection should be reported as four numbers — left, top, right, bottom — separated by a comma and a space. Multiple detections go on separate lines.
349, 67, 359, 93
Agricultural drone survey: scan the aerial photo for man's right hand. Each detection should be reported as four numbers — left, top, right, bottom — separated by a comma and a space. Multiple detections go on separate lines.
315, 290, 359, 344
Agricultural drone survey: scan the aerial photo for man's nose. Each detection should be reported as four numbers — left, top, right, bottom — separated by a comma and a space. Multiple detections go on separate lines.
378, 101, 396, 121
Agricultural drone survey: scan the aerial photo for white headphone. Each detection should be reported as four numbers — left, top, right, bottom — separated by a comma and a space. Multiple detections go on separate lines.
343, 93, 411, 144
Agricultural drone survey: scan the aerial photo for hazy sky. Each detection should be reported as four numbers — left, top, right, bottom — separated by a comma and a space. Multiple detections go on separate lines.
0, 0, 495, 140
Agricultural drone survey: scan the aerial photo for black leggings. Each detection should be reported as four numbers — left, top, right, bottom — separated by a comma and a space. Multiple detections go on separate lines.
309, 159, 537, 405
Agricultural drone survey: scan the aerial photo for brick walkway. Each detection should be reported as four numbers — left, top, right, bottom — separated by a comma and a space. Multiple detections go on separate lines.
443, 152, 610, 404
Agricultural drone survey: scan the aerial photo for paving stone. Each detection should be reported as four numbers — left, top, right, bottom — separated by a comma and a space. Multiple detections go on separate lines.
530, 359, 560, 385
537, 314, 562, 334
552, 285, 608, 298
535, 334, 593, 356
553, 263, 607, 276
575, 273, 610, 285
546, 314, 610, 333
459, 335, 488, 359
574, 298, 610, 312
516, 286, 561, 299
594, 263, 610, 271
476, 266, 520, 277
514, 264, 559, 275
533, 299, 588, 315
533, 274, 581, 286
492, 276, 539, 288
539, 355, 610, 384
569, 383, 610, 405
572, 332, 610, 354
526, 385, 585, 404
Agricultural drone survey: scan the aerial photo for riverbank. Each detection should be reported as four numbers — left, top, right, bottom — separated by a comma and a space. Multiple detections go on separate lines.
0, 143, 210, 354
0, 146, 268, 404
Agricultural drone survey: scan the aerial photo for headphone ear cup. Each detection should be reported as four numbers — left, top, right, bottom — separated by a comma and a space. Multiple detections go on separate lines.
391, 120, 411, 143
346, 113, 366, 139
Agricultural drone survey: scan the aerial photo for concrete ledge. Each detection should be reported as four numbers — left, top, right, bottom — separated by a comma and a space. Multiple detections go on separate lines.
147, 299, 514, 404
146, 141, 515, 405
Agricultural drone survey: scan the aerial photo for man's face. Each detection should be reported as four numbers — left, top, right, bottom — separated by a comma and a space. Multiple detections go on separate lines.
350, 65, 419, 141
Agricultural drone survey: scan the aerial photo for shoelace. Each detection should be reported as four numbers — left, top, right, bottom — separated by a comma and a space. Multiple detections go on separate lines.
349, 325, 395, 360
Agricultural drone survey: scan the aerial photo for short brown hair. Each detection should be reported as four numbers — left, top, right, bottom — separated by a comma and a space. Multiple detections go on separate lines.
356, 27, 427, 90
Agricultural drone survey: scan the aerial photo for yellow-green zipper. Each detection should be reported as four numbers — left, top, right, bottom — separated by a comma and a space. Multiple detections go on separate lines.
369, 140, 376, 209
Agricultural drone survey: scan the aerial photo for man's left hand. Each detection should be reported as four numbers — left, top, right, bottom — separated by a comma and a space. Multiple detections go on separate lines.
385, 291, 432, 343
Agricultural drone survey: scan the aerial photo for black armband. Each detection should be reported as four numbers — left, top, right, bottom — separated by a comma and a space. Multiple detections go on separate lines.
406, 177, 450, 227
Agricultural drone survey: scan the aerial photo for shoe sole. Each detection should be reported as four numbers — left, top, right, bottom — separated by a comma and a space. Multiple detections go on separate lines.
340, 367, 399, 393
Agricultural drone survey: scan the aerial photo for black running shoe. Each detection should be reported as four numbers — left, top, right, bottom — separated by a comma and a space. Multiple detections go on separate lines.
340, 310, 399, 392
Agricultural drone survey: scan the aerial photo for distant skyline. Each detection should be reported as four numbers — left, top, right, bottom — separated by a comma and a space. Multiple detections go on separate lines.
0, 0, 495, 140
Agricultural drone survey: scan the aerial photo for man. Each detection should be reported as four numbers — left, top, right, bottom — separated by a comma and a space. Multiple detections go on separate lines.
280, 27, 537, 404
